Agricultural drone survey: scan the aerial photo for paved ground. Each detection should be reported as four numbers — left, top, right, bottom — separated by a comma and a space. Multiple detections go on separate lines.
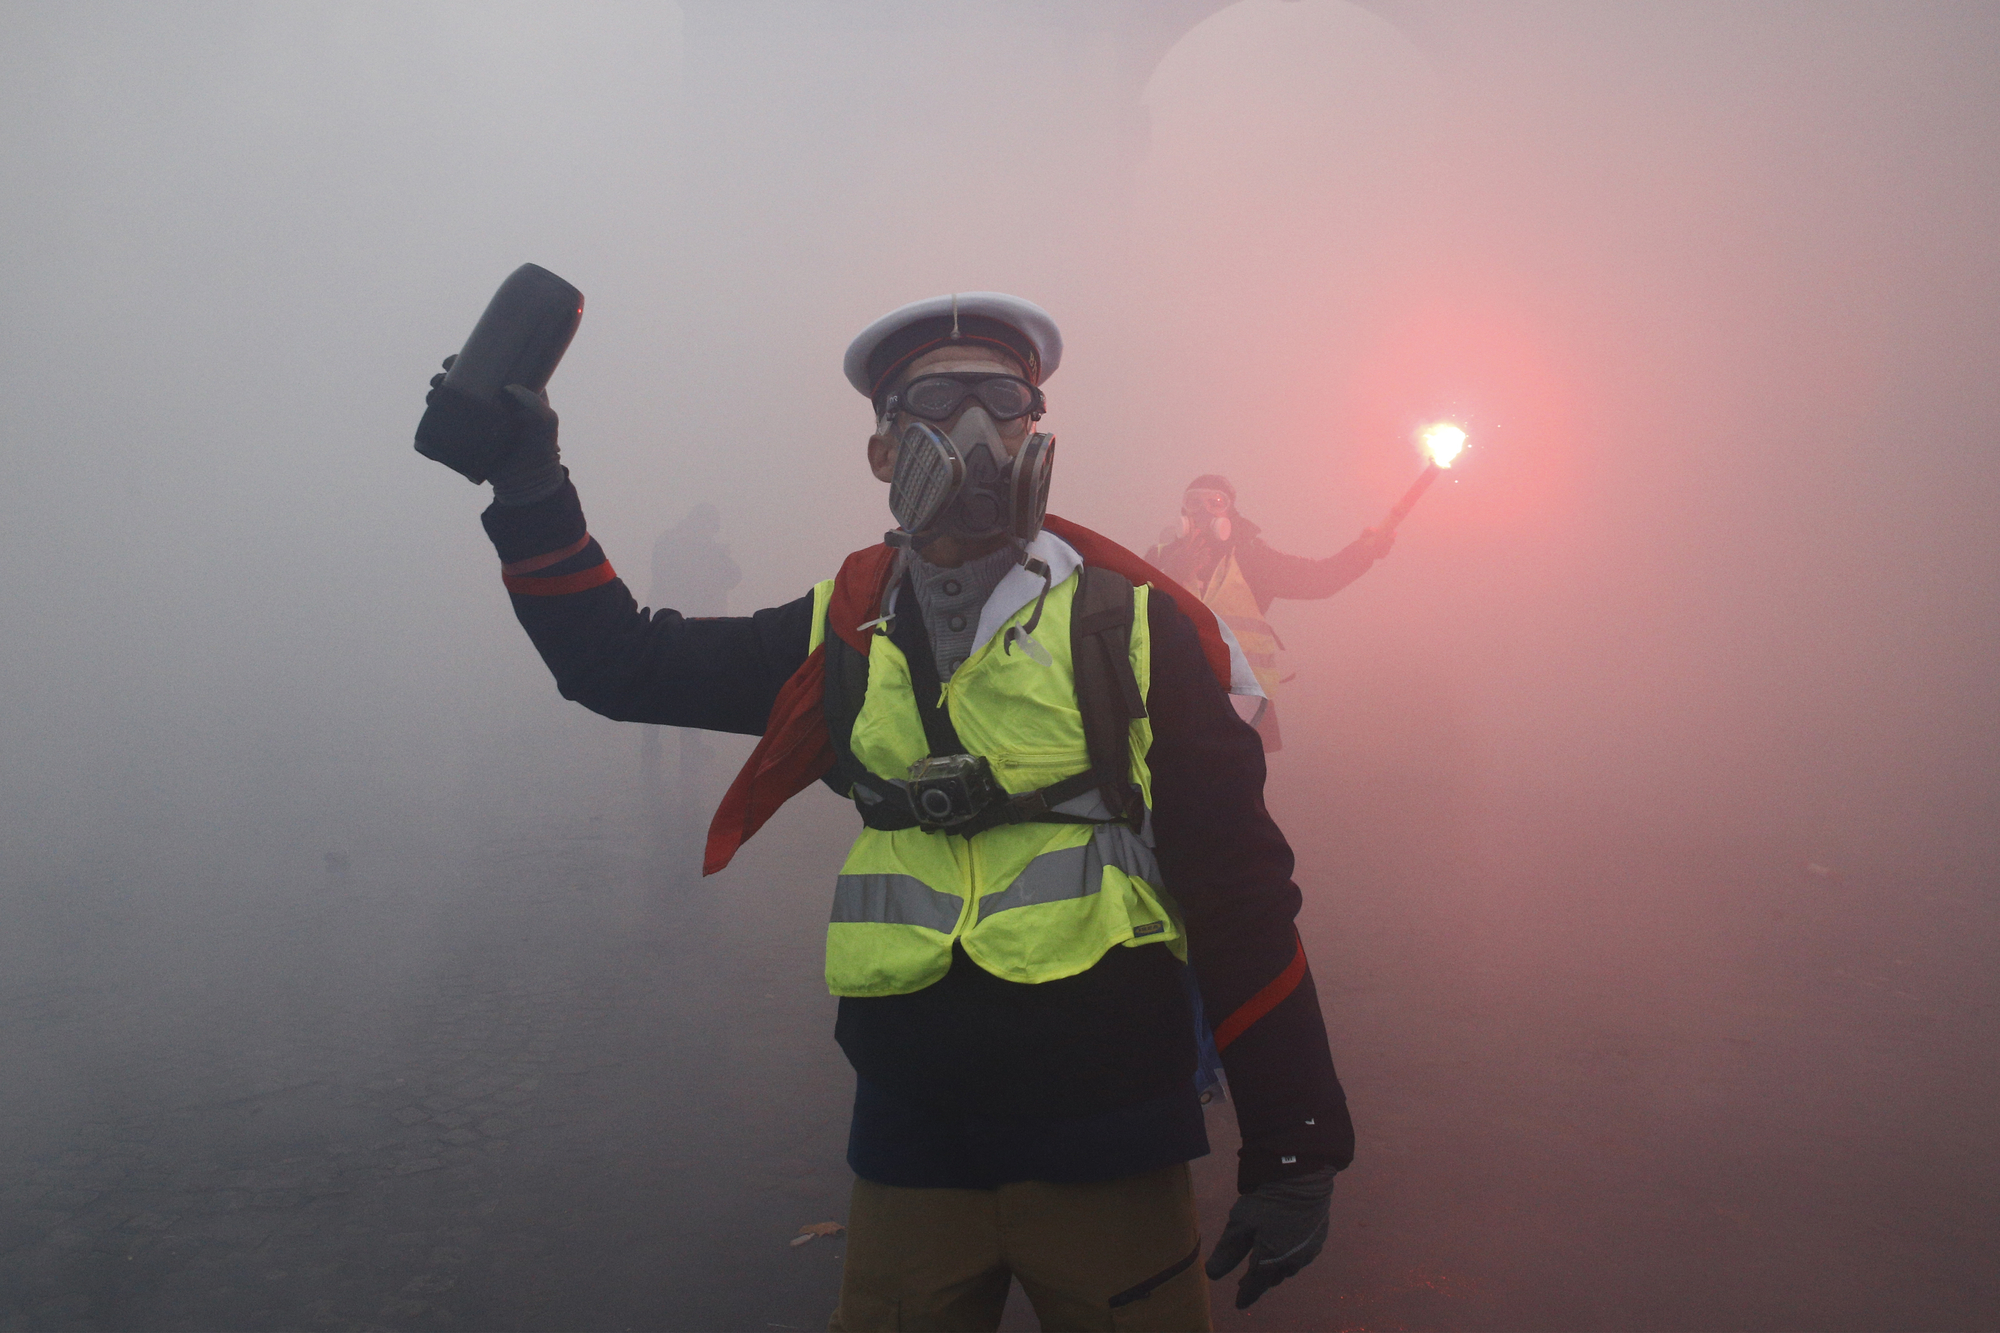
2, 733, 1995, 1331
0, 754, 864, 1332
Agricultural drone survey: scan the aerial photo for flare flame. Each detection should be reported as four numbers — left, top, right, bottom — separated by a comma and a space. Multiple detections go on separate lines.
1420, 423, 1467, 469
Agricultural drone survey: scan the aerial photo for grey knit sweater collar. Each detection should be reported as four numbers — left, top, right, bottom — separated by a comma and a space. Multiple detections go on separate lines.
906, 543, 1020, 679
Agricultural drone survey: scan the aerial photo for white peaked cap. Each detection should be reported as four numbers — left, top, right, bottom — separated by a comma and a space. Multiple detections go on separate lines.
843, 292, 1063, 401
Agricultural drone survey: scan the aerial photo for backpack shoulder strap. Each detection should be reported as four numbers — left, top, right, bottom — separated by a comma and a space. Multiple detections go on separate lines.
820, 623, 869, 793
1069, 564, 1147, 825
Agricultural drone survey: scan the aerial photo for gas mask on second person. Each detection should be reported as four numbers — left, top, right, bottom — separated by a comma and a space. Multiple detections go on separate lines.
1181, 487, 1234, 543
883, 374, 1053, 547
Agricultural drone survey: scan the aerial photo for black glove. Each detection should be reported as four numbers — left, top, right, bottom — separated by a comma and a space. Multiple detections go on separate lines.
1204, 1167, 1335, 1310
416, 356, 564, 504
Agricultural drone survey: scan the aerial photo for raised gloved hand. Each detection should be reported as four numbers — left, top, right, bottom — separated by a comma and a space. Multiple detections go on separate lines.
1203, 1167, 1335, 1310
418, 355, 565, 505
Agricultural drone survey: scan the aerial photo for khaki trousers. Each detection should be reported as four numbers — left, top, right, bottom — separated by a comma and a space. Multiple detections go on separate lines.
830, 1164, 1211, 1333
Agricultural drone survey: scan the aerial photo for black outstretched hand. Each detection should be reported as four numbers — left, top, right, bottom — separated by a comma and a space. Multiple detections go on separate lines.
1204, 1168, 1335, 1310
414, 355, 562, 504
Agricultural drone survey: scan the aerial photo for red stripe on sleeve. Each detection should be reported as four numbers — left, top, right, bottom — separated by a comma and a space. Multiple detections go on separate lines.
1212, 932, 1307, 1052
501, 534, 592, 575
503, 562, 616, 597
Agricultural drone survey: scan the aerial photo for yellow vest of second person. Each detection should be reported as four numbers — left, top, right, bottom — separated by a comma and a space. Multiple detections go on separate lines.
1201, 550, 1284, 702
807, 571, 1184, 997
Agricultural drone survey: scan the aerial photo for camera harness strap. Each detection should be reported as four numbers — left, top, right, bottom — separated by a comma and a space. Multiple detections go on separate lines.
822, 565, 1149, 837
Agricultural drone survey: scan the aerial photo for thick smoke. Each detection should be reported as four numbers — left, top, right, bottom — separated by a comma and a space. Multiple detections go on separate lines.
2, 2, 1995, 1329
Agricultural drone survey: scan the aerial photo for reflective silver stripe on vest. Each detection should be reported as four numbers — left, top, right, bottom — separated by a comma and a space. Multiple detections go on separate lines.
831, 874, 965, 933
976, 823, 1162, 922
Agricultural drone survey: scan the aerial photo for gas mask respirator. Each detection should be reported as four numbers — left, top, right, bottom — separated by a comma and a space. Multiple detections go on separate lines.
870, 384, 1059, 665
885, 406, 1054, 548
1180, 488, 1233, 543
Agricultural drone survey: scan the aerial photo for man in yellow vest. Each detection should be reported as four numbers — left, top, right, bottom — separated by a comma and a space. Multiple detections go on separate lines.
417, 293, 1355, 1330
1147, 476, 1395, 752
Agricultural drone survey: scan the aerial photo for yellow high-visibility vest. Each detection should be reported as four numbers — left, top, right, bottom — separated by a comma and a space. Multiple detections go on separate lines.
806, 571, 1185, 997
1199, 550, 1284, 703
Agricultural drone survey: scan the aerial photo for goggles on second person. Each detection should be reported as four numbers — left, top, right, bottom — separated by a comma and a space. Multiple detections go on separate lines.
891, 373, 1045, 424
1182, 488, 1233, 517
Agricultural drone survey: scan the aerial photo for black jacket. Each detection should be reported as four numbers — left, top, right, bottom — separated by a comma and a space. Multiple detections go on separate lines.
1147, 520, 1377, 614
481, 482, 1353, 1189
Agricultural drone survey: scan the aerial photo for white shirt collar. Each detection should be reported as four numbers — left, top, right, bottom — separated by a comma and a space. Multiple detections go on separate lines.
973, 529, 1080, 654
880, 530, 1268, 699
877, 530, 1080, 660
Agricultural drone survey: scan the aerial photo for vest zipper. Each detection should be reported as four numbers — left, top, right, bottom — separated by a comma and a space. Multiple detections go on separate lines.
959, 826, 979, 937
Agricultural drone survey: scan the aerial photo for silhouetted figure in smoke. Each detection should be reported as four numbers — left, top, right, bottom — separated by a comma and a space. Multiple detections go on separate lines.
1146, 475, 1394, 752
649, 502, 742, 620
641, 505, 742, 854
